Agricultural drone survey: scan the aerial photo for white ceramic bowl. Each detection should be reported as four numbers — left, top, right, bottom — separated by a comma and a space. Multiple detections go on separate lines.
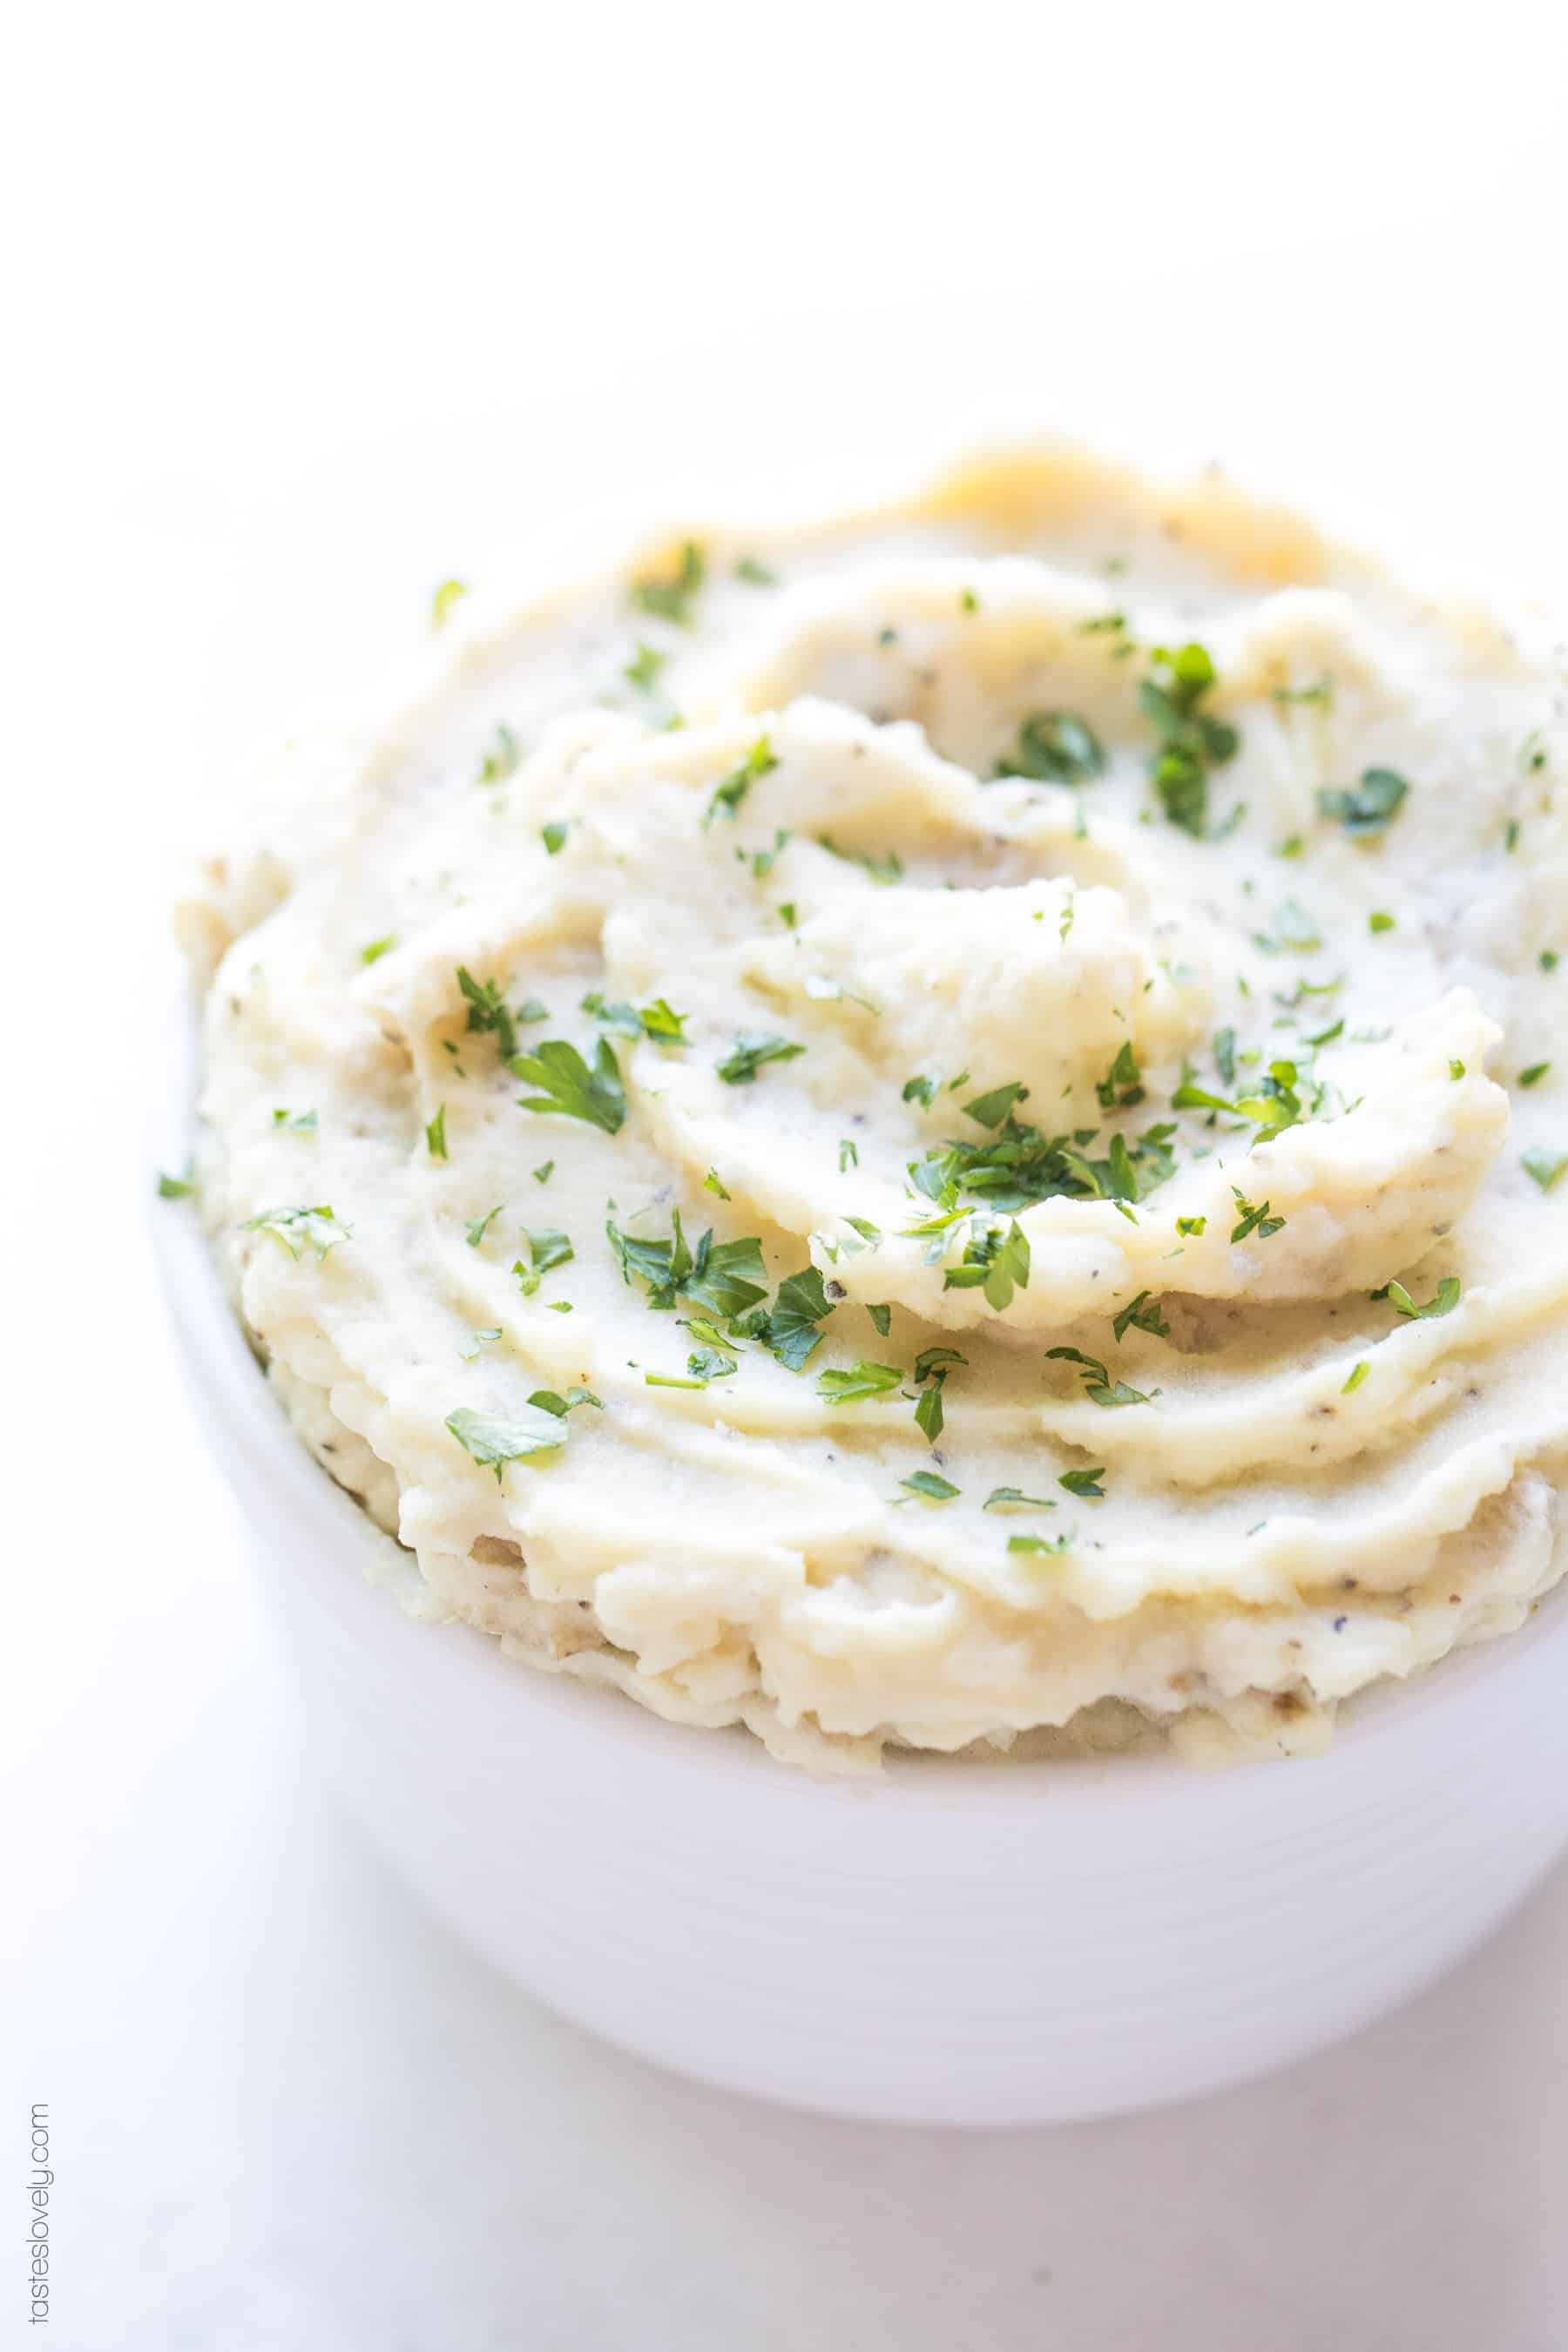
152, 1150, 1568, 2127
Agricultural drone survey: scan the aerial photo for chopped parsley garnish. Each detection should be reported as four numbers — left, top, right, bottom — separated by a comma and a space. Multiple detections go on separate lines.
1044, 1348, 1150, 1408
425, 1105, 449, 1159
1250, 899, 1322, 956
1369, 911, 1396, 935
703, 1167, 731, 1199
513, 1037, 627, 1132
838, 1139, 859, 1172
900, 1471, 959, 1502
430, 578, 469, 626
1213, 1026, 1237, 1086
963, 1079, 1030, 1129
910, 1108, 1176, 1219
983, 1487, 1056, 1511
1175, 1214, 1206, 1237
1058, 1466, 1105, 1498
158, 1167, 196, 1200
814, 835, 904, 885
272, 1107, 318, 1132
910, 1345, 963, 1442
866, 1302, 892, 1338
1342, 1360, 1370, 1394
717, 1031, 805, 1085
445, 1403, 566, 1479
1229, 1190, 1285, 1243
466, 1205, 503, 1247
705, 734, 778, 826
361, 936, 397, 965
456, 966, 522, 1063
1518, 1062, 1552, 1089
1112, 1290, 1169, 1342
476, 724, 521, 785
748, 828, 791, 878
630, 539, 706, 626
1523, 1147, 1568, 1191
902, 1074, 940, 1110
240, 1204, 348, 1260
607, 1210, 768, 1319
541, 821, 569, 855
1384, 1276, 1461, 1320
512, 1227, 574, 1295
1317, 767, 1409, 837
456, 1328, 503, 1361
1272, 677, 1334, 707
1007, 1532, 1071, 1558
624, 641, 666, 692
1173, 1058, 1309, 1138
581, 991, 687, 1043
754, 1266, 835, 1371
1096, 1042, 1144, 1110
734, 555, 777, 585
803, 973, 880, 1014
1139, 642, 1239, 837
1449, 1059, 1465, 1081
993, 711, 1105, 786
532, 1161, 553, 1185
816, 1360, 902, 1404
943, 1218, 1031, 1311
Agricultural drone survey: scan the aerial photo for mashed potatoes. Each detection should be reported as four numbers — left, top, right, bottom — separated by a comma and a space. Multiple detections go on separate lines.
179, 446, 1568, 1768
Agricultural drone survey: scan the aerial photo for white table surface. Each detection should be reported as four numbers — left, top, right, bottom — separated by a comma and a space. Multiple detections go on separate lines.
8, 11, 1568, 2344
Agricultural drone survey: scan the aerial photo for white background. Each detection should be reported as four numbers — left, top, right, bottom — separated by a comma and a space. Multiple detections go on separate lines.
5, 6, 1568, 2346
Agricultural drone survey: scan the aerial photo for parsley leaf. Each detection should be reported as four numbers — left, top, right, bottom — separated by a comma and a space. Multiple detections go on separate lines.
734, 555, 777, 585
1518, 1062, 1552, 1089
240, 1204, 348, 1260
541, 821, 569, 855
705, 734, 778, 826
1139, 642, 1239, 837
624, 641, 666, 692
1229, 1189, 1286, 1243
963, 1079, 1030, 1129
994, 711, 1105, 785
630, 539, 706, 626
476, 724, 521, 785
943, 1217, 1031, 1311
456, 966, 521, 1063
607, 1210, 768, 1318
717, 1031, 805, 1085
445, 1403, 566, 1479
1044, 1347, 1149, 1408
816, 1360, 902, 1403
983, 1486, 1057, 1511
900, 1470, 959, 1502
157, 1166, 196, 1200
758, 1266, 835, 1371
1112, 1290, 1169, 1342
1318, 767, 1409, 837
513, 1037, 626, 1133
466, 1205, 503, 1248
512, 1227, 574, 1295
1058, 1466, 1105, 1497
360, 935, 397, 965
425, 1105, 449, 1159
1523, 1148, 1568, 1192
431, 578, 469, 627
1384, 1276, 1461, 1320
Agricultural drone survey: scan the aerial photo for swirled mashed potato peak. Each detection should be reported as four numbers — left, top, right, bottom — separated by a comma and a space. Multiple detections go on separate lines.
181, 448, 1568, 1770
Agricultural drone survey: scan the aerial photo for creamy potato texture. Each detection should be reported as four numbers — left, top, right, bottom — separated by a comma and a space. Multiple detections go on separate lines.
181, 449, 1568, 1768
